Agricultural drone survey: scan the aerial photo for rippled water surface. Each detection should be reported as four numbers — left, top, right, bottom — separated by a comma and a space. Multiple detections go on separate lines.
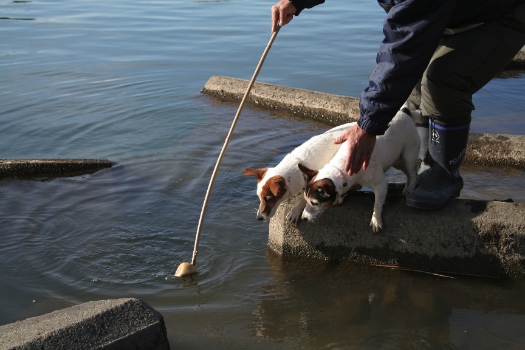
1, 0, 525, 348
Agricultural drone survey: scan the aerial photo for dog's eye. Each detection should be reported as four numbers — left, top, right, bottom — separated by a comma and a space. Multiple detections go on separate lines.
311, 201, 319, 206
264, 196, 274, 202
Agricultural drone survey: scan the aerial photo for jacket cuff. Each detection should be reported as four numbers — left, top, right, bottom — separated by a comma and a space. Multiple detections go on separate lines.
290, 0, 325, 16
357, 117, 389, 136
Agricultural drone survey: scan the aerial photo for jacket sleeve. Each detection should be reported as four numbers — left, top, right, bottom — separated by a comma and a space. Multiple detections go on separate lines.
358, 0, 457, 135
290, 0, 325, 16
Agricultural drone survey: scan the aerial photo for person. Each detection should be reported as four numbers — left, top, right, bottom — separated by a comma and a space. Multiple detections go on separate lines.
271, 0, 525, 209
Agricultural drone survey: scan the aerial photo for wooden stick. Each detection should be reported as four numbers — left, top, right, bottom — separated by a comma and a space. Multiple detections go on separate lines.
190, 26, 281, 266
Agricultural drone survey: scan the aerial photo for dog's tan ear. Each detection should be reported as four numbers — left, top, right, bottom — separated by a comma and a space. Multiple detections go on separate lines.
242, 167, 268, 182
269, 178, 287, 197
298, 163, 318, 181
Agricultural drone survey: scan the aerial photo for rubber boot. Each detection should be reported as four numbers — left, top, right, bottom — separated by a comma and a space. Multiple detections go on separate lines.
406, 119, 470, 209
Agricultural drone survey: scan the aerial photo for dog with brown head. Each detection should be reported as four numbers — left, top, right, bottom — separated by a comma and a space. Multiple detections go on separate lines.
242, 167, 288, 220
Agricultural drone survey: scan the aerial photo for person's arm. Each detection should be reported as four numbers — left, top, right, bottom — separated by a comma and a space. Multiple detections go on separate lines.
290, 0, 325, 15
339, 0, 457, 175
358, 0, 456, 135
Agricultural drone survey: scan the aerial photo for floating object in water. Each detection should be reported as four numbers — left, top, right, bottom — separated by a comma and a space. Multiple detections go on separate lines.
174, 262, 198, 278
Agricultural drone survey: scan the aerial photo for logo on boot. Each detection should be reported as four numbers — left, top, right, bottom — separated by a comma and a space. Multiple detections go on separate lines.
449, 148, 466, 166
431, 128, 440, 143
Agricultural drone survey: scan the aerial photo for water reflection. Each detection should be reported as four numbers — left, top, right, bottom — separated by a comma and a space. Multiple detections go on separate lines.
254, 251, 525, 349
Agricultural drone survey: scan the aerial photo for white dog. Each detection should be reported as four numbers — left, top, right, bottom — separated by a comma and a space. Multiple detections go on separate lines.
299, 110, 419, 232
243, 122, 356, 224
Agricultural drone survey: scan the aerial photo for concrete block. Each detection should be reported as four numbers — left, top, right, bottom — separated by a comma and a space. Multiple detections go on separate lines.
202, 75, 359, 125
269, 192, 525, 278
201, 76, 525, 170
0, 159, 113, 179
0, 298, 170, 350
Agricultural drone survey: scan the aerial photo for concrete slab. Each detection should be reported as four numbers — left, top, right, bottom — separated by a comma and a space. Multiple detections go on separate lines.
466, 133, 525, 169
269, 192, 525, 278
202, 75, 359, 125
0, 298, 169, 350
0, 159, 113, 179
201, 77, 525, 170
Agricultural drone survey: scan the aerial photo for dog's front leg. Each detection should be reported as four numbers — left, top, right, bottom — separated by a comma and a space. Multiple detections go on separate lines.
286, 197, 307, 225
370, 178, 388, 233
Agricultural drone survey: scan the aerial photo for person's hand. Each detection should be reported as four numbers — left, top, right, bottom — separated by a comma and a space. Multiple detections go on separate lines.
333, 124, 377, 176
271, 0, 296, 33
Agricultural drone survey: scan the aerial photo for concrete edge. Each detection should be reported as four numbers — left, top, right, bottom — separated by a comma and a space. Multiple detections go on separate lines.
269, 192, 525, 279
201, 76, 525, 170
0, 298, 170, 350
497, 47, 525, 78
0, 159, 114, 179
202, 75, 359, 125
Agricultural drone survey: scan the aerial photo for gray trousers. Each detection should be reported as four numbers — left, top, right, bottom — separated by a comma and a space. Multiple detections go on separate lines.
408, 3, 525, 127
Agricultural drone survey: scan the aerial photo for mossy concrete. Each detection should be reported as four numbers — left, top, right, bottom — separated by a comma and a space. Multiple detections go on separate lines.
0, 159, 113, 179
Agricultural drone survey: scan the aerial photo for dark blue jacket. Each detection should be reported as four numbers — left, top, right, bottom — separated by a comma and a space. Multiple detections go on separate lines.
290, 0, 519, 134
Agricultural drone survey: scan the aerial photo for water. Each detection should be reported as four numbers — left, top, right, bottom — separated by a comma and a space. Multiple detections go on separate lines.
1, 0, 525, 348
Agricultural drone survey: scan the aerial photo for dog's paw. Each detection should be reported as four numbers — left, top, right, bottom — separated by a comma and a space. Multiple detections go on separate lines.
286, 205, 304, 226
402, 182, 416, 197
285, 210, 301, 225
370, 216, 383, 233
333, 197, 345, 206
286, 198, 307, 225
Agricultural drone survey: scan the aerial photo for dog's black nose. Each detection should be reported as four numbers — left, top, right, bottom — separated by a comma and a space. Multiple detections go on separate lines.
257, 217, 264, 221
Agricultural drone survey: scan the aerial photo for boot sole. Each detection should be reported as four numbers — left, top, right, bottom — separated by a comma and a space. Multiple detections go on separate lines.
405, 191, 460, 210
